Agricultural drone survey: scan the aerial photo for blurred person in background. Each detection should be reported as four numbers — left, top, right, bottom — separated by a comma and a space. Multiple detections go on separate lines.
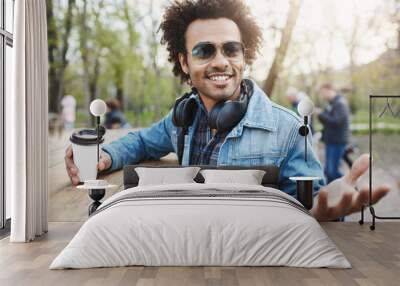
338, 87, 358, 168
104, 98, 132, 129
61, 94, 76, 130
286, 86, 302, 112
315, 83, 350, 184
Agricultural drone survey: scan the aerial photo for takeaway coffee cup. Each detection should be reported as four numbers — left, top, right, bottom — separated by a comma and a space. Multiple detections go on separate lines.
70, 128, 105, 183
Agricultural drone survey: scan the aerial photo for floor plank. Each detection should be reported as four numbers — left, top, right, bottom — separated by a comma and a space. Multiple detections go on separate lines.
1, 222, 400, 286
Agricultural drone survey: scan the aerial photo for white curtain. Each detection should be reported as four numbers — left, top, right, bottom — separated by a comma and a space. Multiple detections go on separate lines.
8, 0, 48, 242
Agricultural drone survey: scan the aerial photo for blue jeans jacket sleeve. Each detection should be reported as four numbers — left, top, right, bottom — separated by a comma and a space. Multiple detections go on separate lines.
101, 110, 176, 171
279, 130, 326, 198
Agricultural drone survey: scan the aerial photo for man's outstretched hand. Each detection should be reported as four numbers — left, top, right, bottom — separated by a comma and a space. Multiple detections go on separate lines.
311, 154, 390, 221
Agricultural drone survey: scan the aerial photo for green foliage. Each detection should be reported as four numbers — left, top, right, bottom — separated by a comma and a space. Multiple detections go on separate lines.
49, 0, 184, 128
353, 128, 400, 135
50, 0, 400, 130
75, 109, 90, 128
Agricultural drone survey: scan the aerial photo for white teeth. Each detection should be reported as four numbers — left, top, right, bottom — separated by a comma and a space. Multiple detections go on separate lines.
209, 75, 230, 81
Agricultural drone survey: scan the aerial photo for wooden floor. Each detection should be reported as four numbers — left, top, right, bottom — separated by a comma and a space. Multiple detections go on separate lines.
1, 222, 400, 286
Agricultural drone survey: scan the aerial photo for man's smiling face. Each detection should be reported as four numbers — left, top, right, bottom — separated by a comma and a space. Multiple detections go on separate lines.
179, 18, 245, 110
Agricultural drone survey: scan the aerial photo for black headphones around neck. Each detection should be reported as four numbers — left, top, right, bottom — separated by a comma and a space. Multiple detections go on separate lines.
172, 79, 253, 164
172, 79, 252, 133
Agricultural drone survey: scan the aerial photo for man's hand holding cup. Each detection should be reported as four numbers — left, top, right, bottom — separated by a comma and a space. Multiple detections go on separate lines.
65, 145, 112, 186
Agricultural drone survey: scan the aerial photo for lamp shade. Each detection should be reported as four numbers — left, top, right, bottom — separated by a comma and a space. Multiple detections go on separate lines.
90, 99, 107, 117
297, 97, 314, 117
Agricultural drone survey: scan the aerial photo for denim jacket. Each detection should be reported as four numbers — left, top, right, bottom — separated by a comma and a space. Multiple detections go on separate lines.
102, 80, 325, 198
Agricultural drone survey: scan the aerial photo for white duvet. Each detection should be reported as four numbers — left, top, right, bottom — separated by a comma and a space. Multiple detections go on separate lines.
50, 183, 351, 269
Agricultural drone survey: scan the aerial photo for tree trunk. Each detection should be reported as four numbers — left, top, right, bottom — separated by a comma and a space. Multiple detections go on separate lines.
46, 0, 59, 113
263, 0, 301, 97
347, 10, 360, 114
78, 0, 91, 125
115, 66, 124, 111
56, 0, 75, 108
108, 55, 124, 111
79, 0, 105, 126
89, 57, 101, 126
47, 0, 75, 113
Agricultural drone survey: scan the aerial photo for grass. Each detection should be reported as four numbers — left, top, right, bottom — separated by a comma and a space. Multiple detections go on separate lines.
314, 108, 400, 135
73, 106, 400, 134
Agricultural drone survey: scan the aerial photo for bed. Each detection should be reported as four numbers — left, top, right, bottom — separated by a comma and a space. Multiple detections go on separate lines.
50, 165, 350, 269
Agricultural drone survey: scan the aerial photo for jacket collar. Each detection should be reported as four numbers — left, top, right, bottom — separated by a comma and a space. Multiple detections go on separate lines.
240, 79, 276, 131
330, 93, 342, 103
226, 79, 277, 139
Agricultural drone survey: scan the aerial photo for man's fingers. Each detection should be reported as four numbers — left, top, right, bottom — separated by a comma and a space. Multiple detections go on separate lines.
350, 185, 390, 213
71, 176, 79, 186
328, 192, 353, 218
97, 155, 111, 171
350, 190, 369, 213
311, 189, 329, 220
64, 147, 76, 169
97, 161, 105, 171
358, 185, 390, 205
312, 190, 352, 221
98, 152, 112, 171
66, 166, 80, 184
69, 167, 78, 176
317, 189, 328, 209
65, 145, 81, 186
65, 146, 73, 158
67, 166, 80, 186
344, 153, 369, 185
371, 185, 390, 204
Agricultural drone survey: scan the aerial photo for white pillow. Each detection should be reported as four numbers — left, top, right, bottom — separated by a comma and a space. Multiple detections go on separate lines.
200, 169, 266, 185
135, 167, 200, 186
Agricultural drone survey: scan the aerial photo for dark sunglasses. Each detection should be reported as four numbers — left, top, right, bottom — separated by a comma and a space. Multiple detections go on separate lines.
190, 41, 245, 64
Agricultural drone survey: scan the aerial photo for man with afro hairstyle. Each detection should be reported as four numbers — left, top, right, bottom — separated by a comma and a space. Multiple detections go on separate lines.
65, 0, 389, 221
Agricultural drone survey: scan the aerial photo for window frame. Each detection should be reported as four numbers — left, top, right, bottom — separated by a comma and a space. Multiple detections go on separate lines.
0, 0, 14, 235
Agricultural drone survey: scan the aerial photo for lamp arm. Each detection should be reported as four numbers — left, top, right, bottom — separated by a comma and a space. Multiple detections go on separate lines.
97, 116, 100, 165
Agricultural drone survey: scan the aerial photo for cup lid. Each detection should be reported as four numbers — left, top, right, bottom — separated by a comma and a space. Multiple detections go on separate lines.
289, 176, 321, 181
70, 128, 105, 146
